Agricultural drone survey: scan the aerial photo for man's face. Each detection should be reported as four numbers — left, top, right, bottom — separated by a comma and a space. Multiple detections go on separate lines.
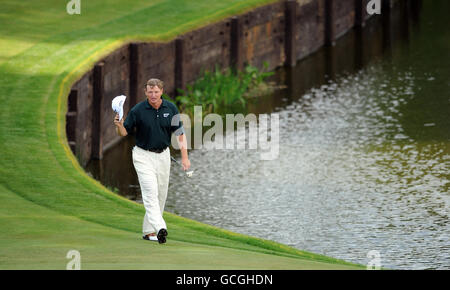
145, 85, 163, 104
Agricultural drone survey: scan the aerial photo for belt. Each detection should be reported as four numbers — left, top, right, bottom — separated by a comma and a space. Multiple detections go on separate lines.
139, 146, 167, 153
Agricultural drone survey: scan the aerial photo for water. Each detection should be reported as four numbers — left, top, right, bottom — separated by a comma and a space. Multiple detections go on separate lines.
86, 0, 449, 269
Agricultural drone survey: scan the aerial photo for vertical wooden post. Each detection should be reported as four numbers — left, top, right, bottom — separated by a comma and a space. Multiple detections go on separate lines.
129, 43, 139, 107
354, 20, 365, 71
66, 89, 78, 154
355, 0, 366, 70
68, 89, 78, 112
230, 16, 242, 71
382, 0, 392, 53
410, 0, 422, 25
402, 0, 411, 43
92, 62, 104, 160
355, 0, 366, 28
325, 0, 336, 46
382, 0, 392, 14
175, 37, 185, 93
285, 0, 297, 67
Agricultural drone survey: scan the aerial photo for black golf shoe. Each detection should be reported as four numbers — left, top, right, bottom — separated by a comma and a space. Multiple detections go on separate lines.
157, 228, 168, 244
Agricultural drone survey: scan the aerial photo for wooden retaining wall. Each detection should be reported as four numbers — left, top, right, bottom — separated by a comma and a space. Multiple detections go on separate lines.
66, 0, 410, 166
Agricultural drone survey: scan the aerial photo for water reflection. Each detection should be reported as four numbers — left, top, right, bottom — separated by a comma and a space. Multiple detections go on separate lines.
167, 65, 448, 269
85, 0, 449, 269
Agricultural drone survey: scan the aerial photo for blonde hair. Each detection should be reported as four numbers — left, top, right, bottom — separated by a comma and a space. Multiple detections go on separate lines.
145, 78, 164, 91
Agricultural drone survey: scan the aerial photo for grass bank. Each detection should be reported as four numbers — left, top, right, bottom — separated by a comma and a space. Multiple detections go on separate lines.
0, 0, 364, 269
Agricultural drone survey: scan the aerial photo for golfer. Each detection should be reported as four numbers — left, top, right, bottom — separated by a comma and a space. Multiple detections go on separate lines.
114, 78, 190, 244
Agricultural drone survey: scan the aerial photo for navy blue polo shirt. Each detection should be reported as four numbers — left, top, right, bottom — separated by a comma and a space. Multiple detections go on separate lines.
123, 98, 185, 150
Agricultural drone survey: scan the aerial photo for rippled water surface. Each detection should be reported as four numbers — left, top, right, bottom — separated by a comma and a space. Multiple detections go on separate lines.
167, 66, 449, 269
86, 1, 449, 269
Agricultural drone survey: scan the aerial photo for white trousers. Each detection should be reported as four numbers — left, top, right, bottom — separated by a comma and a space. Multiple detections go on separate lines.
132, 146, 171, 235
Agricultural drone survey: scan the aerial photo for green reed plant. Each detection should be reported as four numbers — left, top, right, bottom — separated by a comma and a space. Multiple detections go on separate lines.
173, 62, 274, 119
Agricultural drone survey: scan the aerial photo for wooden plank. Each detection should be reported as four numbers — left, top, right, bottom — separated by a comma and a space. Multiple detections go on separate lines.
382, 0, 392, 13
138, 42, 176, 96
285, 0, 297, 67
65, 111, 77, 151
92, 62, 104, 160
66, 89, 78, 153
67, 89, 77, 112
325, 0, 336, 46
175, 37, 185, 92
355, 0, 366, 27
230, 16, 242, 70
129, 43, 139, 107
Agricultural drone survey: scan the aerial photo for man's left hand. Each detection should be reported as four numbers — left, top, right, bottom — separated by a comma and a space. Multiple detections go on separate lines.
181, 158, 191, 171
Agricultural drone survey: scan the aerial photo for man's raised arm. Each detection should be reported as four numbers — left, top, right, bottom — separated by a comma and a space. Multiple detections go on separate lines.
114, 113, 128, 137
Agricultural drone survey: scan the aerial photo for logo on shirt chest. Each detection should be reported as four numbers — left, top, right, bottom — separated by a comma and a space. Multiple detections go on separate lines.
163, 113, 170, 118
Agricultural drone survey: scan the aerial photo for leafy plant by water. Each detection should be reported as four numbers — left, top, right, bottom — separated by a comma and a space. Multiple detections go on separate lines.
170, 62, 275, 119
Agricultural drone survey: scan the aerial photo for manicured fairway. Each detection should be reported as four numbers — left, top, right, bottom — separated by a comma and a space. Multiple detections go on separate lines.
0, 0, 364, 269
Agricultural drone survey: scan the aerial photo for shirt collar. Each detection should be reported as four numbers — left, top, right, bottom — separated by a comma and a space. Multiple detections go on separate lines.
145, 98, 168, 110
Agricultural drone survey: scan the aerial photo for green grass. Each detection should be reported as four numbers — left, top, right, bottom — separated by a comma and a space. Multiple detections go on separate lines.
0, 0, 364, 269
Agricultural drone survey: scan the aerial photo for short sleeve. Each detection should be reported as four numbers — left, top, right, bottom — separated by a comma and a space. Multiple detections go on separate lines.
123, 109, 136, 135
170, 105, 185, 136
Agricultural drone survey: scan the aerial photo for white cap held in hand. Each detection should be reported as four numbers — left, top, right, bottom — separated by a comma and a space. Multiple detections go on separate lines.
112, 95, 127, 121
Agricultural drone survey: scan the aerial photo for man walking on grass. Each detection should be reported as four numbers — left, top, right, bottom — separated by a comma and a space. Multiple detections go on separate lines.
114, 78, 190, 244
